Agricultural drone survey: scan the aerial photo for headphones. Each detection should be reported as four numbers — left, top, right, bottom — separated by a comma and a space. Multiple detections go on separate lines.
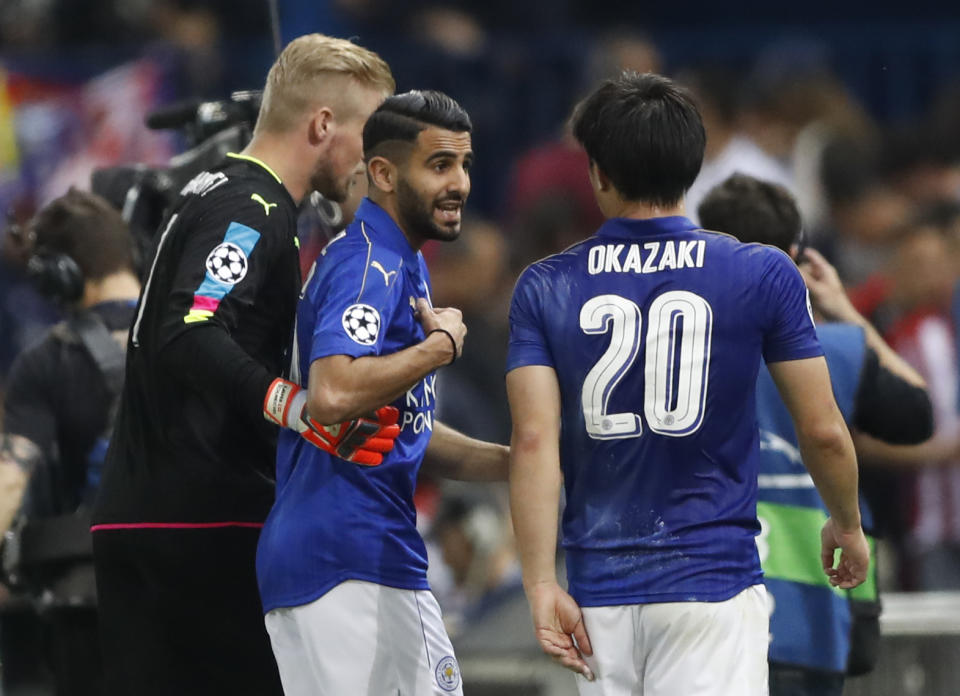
7, 216, 86, 305
26, 251, 85, 304
308, 191, 344, 230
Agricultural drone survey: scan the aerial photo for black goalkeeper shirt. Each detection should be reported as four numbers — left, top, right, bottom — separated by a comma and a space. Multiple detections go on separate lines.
92, 154, 300, 526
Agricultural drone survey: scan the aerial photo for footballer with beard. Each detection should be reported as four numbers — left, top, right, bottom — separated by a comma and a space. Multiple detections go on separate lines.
255, 90, 509, 696
92, 35, 402, 695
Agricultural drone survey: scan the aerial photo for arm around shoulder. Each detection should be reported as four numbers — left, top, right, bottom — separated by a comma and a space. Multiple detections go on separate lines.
421, 421, 508, 481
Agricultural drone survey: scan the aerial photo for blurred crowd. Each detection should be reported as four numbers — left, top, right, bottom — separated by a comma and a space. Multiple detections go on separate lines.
2, 0, 960, 675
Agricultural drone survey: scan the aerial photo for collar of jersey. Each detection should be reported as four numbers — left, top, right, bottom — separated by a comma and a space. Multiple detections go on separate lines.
226, 152, 282, 184
595, 215, 699, 238
354, 198, 420, 265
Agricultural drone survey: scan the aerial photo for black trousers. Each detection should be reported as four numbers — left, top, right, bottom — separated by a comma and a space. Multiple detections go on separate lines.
50, 607, 104, 696
1, 591, 103, 696
93, 526, 283, 696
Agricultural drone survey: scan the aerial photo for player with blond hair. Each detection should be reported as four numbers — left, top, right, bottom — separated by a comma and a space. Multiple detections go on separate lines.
92, 34, 397, 695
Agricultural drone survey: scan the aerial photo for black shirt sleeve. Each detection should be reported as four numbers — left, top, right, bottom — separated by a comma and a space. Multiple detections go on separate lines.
158, 184, 286, 348
158, 324, 276, 427
852, 347, 934, 444
145, 174, 297, 424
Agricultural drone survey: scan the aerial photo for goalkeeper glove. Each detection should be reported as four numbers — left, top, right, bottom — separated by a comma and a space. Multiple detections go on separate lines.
263, 378, 400, 466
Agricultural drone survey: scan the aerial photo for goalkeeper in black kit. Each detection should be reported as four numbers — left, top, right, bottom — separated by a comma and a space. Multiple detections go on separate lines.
91, 35, 402, 696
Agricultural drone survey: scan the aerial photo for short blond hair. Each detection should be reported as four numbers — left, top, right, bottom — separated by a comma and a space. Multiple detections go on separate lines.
256, 34, 395, 134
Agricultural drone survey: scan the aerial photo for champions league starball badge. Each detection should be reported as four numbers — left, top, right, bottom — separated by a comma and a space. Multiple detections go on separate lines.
205, 242, 249, 284
342, 303, 381, 346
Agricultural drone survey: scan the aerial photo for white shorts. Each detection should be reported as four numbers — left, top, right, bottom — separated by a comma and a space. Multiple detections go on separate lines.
577, 584, 769, 696
264, 580, 462, 696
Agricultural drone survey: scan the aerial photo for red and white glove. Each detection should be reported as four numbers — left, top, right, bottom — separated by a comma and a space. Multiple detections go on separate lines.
263, 378, 400, 466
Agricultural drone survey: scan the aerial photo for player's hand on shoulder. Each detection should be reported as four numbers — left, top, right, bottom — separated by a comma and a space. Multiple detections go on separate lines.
415, 298, 466, 365
820, 517, 870, 589
263, 378, 400, 466
528, 581, 595, 681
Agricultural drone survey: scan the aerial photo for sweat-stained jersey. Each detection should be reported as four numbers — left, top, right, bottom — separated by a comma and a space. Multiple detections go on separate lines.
92, 153, 300, 526
257, 198, 437, 613
506, 215, 823, 607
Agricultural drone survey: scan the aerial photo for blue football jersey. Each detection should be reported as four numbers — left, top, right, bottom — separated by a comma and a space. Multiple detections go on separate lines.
506, 216, 823, 606
257, 199, 437, 613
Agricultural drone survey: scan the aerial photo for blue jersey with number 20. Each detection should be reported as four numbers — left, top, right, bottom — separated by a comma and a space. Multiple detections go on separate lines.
506, 216, 823, 607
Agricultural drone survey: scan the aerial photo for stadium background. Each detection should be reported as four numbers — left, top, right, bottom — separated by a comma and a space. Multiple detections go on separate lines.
2, 1, 960, 693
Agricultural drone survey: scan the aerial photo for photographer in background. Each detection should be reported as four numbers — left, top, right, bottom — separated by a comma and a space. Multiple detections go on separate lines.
0, 188, 141, 696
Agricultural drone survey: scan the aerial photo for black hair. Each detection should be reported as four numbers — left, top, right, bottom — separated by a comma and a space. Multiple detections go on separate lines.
697, 174, 802, 254
571, 71, 705, 206
363, 90, 472, 157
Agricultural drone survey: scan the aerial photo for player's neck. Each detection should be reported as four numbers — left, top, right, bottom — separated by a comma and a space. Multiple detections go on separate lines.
239, 135, 308, 204
609, 199, 686, 221
81, 271, 141, 308
368, 194, 424, 251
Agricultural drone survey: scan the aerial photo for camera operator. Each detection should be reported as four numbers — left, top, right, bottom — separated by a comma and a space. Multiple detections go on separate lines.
0, 188, 141, 696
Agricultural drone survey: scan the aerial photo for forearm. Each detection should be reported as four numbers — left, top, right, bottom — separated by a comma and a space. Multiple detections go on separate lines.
854, 317, 927, 389
803, 248, 925, 389
0, 435, 40, 535
160, 325, 274, 422
769, 357, 863, 531
510, 432, 562, 592
307, 332, 454, 423
799, 425, 862, 531
422, 421, 508, 481
853, 430, 958, 468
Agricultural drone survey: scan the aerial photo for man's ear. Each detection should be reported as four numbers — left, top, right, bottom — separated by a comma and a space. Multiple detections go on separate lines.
590, 161, 612, 192
368, 156, 397, 194
308, 107, 335, 146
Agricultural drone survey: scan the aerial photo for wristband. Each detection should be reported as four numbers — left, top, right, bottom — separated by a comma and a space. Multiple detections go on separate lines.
429, 328, 458, 365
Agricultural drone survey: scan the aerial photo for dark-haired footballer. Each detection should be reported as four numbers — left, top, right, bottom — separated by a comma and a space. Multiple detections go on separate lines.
255, 90, 509, 696
505, 72, 869, 696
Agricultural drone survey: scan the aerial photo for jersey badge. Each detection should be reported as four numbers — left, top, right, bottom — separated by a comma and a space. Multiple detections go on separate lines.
341, 303, 381, 346
205, 242, 249, 285
435, 655, 461, 692
370, 260, 397, 286
251, 193, 278, 216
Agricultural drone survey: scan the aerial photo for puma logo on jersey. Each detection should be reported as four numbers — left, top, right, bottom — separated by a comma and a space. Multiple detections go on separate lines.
251, 193, 277, 216
371, 260, 397, 286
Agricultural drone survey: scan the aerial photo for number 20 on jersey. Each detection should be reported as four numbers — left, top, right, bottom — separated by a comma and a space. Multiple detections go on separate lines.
580, 291, 713, 440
